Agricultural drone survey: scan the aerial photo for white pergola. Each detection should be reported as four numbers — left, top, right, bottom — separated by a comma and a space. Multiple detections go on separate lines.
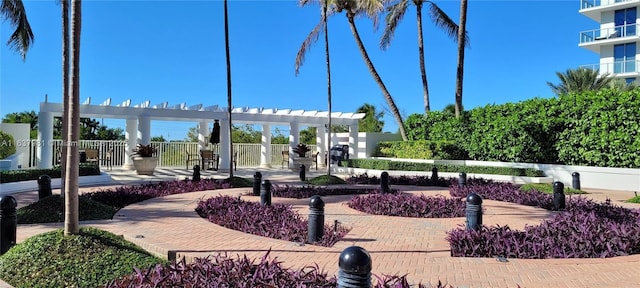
37, 98, 365, 169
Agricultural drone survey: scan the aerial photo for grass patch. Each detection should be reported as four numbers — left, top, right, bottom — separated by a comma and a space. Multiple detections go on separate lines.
306, 175, 346, 185
520, 183, 585, 195
0, 227, 166, 287
626, 195, 640, 203
17, 195, 117, 224
226, 176, 253, 187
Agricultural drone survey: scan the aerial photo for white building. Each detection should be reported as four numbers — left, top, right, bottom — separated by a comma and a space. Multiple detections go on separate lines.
579, 0, 640, 83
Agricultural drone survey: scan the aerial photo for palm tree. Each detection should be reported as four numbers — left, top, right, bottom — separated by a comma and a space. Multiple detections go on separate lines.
335, 0, 408, 140
60, 0, 69, 204
1, 0, 34, 59
356, 103, 384, 132
454, 0, 467, 118
64, 0, 81, 236
381, 0, 461, 114
224, 0, 233, 178
295, 0, 334, 176
546, 67, 613, 96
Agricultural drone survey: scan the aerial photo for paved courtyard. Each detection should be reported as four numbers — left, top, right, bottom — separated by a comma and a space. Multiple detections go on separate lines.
2, 167, 640, 287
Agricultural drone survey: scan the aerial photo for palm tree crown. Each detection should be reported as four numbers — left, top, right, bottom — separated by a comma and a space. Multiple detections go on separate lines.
1, 0, 34, 59
546, 68, 613, 96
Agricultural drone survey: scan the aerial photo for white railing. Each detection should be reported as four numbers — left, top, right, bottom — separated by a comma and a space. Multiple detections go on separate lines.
27, 140, 317, 169
580, 0, 637, 9
579, 23, 638, 44
580, 60, 640, 74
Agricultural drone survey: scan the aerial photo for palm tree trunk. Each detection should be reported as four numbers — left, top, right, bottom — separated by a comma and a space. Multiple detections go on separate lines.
415, 2, 430, 114
454, 0, 467, 118
61, 0, 69, 204
64, 0, 80, 235
346, 14, 408, 140
323, 1, 332, 176
224, 0, 233, 178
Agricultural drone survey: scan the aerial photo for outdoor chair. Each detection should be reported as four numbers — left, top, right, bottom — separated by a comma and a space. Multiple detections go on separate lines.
281, 150, 289, 168
104, 148, 113, 171
311, 151, 320, 170
201, 149, 219, 171
233, 151, 238, 171
185, 149, 200, 170
85, 149, 100, 166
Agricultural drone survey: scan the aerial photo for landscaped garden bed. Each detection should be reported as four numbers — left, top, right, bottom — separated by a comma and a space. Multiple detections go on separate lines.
346, 173, 451, 187
0, 164, 101, 183
270, 184, 389, 199
349, 193, 465, 218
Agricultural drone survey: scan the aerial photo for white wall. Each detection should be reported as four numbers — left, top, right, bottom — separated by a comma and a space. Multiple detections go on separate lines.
0, 123, 30, 169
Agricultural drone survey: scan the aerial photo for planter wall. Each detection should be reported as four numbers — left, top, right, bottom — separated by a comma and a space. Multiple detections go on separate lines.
132, 157, 158, 175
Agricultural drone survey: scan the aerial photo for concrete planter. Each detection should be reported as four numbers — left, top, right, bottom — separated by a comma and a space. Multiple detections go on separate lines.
291, 157, 312, 172
132, 156, 158, 175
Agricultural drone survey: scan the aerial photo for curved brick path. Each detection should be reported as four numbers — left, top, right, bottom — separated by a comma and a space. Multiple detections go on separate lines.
4, 169, 640, 287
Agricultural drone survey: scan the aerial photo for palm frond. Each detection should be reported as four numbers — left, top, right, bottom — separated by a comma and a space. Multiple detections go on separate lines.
380, 0, 408, 50
295, 19, 325, 76
2, 0, 34, 59
425, 1, 456, 40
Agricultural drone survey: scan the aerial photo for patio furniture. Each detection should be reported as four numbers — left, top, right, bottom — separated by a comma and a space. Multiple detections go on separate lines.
185, 149, 200, 170
311, 151, 320, 170
104, 148, 113, 171
201, 149, 219, 171
85, 149, 100, 166
281, 150, 289, 168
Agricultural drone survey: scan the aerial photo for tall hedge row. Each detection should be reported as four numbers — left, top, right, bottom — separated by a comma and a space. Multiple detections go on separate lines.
404, 89, 640, 168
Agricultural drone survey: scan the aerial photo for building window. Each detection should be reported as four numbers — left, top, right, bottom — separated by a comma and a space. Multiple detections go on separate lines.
615, 8, 636, 37
614, 43, 636, 73
625, 78, 636, 85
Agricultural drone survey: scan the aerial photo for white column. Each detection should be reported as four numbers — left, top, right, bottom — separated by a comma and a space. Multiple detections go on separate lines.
198, 120, 209, 150
348, 122, 359, 159
219, 119, 230, 170
138, 116, 151, 144
37, 111, 53, 169
260, 124, 272, 168
288, 122, 300, 167
316, 125, 326, 167
124, 118, 137, 169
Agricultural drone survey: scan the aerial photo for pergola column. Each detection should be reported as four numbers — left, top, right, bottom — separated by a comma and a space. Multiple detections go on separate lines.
198, 120, 209, 150
288, 122, 300, 167
124, 118, 137, 169
260, 124, 272, 168
349, 122, 359, 159
37, 111, 53, 169
218, 119, 230, 170
138, 115, 151, 145
316, 125, 327, 167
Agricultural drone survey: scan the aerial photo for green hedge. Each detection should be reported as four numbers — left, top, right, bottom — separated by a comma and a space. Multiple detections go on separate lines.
343, 159, 545, 177
404, 88, 640, 168
0, 165, 101, 184
0, 131, 16, 159
374, 140, 468, 160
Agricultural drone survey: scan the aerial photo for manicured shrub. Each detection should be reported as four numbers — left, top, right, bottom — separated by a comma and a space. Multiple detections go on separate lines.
195, 195, 349, 247
271, 184, 387, 199
349, 193, 465, 218
307, 174, 346, 185
374, 140, 468, 160
0, 165, 101, 183
346, 173, 452, 187
17, 195, 117, 224
520, 183, 585, 195
106, 252, 451, 288
344, 159, 544, 177
0, 131, 16, 159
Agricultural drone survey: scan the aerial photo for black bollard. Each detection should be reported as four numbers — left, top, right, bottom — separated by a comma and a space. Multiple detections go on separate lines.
260, 180, 272, 206
253, 172, 262, 196
458, 172, 467, 188
299, 164, 306, 181
431, 166, 438, 181
37, 175, 52, 200
307, 195, 325, 243
337, 246, 372, 288
465, 192, 482, 231
0, 195, 17, 255
380, 171, 390, 193
553, 181, 566, 211
572, 172, 581, 190
192, 165, 201, 181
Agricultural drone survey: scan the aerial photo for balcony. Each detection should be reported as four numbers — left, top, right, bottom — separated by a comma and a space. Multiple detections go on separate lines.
580, 0, 640, 22
580, 60, 640, 76
579, 23, 640, 52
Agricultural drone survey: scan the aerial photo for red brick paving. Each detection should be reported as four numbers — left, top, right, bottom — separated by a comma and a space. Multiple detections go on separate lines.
4, 176, 640, 288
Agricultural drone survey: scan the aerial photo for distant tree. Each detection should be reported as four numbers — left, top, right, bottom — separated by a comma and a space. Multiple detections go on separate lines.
53, 117, 123, 140
185, 126, 199, 142
546, 67, 613, 96
356, 103, 384, 132
151, 135, 166, 142
232, 124, 261, 143
609, 78, 637, 91
442, 103, 462, 116
271, 128, 289, 144
1, 0, 34, 60
2, 110, 38, 138
300, 127, 317, 144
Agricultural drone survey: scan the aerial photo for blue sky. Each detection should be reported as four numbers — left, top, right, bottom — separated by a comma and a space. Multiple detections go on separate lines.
1, 0, 596, 139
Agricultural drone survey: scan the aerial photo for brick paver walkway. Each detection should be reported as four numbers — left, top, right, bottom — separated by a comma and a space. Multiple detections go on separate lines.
3, 168, 640, 287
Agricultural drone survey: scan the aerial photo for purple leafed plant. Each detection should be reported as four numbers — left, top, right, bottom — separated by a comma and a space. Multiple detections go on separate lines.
84, 179, 231, 209
349, 193, 466, 218
447, 194, 640, 258
449, 181, 554, 210
346, 173, 452, 187
195, 195, 349, 247
271, 184, 388, 199
105, 252, 452, 288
